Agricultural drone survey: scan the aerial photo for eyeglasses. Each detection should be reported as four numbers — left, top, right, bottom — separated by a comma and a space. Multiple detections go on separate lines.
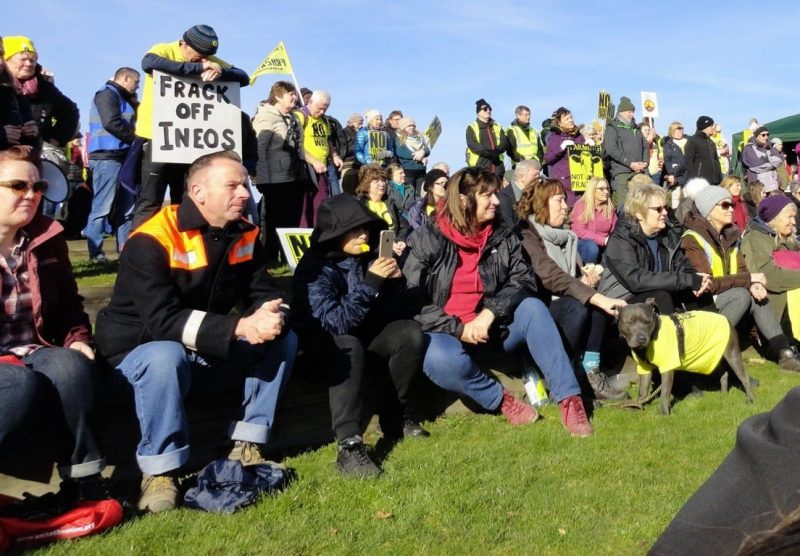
675, 126, 684, 130
759, 133, 770, 137
481, 106, 492, 112
718, 201, 734, 211
0, 179, 48, 195
648, 205, 668, 213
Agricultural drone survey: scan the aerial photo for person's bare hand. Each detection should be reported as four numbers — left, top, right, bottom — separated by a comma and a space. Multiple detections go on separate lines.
368, 257, 398, 279
693, 273, 713, 297
3, 125, 21, 145
392, 241, 406, 257
21, 121, 38, 137
750, 282, 768, 301
590, 293, 627, 317
236, 298, 285, 344
311, 160, 327, 174
69, 341, 95, 361
460, 309, 494, 344
750, 272, 767, 287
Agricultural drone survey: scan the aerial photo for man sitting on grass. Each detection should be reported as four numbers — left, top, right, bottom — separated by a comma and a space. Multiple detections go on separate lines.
96, 150, 296, 513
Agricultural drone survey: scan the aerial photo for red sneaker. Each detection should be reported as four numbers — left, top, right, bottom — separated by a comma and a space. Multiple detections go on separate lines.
500, 389, 539, 425
559, 395, 594, 437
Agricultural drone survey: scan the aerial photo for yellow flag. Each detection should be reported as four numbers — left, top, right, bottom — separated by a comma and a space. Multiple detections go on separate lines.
250, 41, 293, 85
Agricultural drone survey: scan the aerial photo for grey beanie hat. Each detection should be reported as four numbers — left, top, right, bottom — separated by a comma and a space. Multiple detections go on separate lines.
693, 185, 731, 219
183, 24, 219, 56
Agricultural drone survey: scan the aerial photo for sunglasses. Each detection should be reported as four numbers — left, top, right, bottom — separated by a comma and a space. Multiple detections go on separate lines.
481, 106, 492, 112
759, 133, 770, 137
675, 126, 684, 130
718, 201, 734, 210
648, 205, 668, 213
0, 179, 49, 195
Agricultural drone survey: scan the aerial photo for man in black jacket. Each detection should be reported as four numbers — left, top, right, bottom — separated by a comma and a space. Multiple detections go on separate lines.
96, 150, 295, 514
685, 115, 722, 185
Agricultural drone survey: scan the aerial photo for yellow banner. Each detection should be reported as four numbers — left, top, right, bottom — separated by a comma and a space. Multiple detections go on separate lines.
250, 41, 294, 85
567, 144, 604, 192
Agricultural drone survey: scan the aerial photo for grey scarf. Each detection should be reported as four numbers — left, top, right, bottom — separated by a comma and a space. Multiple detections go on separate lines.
531, 217, 579, 276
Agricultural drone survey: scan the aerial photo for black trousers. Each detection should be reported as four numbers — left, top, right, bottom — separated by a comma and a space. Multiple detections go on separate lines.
133, 141, 189, 227
256, 181, 306, 261
304, 320, 424, 440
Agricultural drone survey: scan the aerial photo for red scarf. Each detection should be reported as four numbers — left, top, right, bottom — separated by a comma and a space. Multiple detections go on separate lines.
438, 215, 492, 324
731, 195, 748, 234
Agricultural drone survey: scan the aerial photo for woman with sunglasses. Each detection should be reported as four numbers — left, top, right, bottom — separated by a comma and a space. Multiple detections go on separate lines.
571, 176, 617, 264
0, 147, 108, 504
403, 167, 594, 437
599, 182, 711, 314
662, 121, 688, 208
681, 187, 800, 370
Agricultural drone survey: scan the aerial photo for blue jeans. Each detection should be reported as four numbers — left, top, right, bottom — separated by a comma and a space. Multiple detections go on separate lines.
327, 163, 341, 196
423, 297, 581, 410
114, 334, 296, 475
0, 347, 104, 478
86, 159, 134, 257
577, 239, 600, 265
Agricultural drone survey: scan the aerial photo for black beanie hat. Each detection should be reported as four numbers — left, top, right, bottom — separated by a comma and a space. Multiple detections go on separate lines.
423, 169, 449, 191
696, 115, 715, 130
475, 98, 491, 113
183, 24, 219, 56
753, 125, 769, 138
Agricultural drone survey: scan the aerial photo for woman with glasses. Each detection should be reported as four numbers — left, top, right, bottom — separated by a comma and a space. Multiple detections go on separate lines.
544, 107, 585, 207
408, 169, 448, 230
0, 147, 108, 504
599, 183, 711, 314
571, 176, 617, 264
355, 164, 408, 256
662, 122, 688, 208
682, 187, 800, 370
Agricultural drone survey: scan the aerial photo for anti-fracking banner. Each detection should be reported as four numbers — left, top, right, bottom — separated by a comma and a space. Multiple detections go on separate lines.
567, 144, 604, 192
640, 91, 659, 119
277, 228, 312, 271
250, 41, 294, 85
424, 116, 442, 148
151, 71, 242, 164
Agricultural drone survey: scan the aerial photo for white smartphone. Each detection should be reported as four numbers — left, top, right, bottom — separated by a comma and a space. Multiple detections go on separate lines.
378, 230, 396, 258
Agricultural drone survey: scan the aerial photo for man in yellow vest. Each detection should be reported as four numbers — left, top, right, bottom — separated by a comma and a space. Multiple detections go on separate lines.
96, 150, 296, 513
132, 25, 250, 227
465, 98, 508, 178
506, 105, 543, 169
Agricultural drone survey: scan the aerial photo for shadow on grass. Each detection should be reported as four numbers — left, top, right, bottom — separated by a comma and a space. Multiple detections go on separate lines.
73, 259, 120, 281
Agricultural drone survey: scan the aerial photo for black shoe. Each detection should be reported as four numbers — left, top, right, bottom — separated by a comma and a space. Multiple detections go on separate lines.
402, 419, 431, 438
72, 474, 112, 502
778, 348, 800, 372
336, 436, 382, 478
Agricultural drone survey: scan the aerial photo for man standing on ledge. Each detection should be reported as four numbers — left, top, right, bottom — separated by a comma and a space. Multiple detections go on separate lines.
132, 25, 250, 227
96, 151, 296, 513
465, 98, 508, 178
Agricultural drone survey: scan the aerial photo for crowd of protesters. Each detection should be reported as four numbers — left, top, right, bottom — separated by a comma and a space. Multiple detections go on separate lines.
3, 25, 800, 549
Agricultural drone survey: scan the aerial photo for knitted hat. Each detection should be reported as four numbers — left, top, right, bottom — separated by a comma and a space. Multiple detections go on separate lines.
753, 125, 769, 138
2, 36, 37, 60
693, 186, 731, 219
398, 117, 415, 130
423, 169, 448, 191
182, 25, 219, 56
364, 109, 381, 125
475, 98, 491, 113
684, 177, 710, 200
618, 96, 635, 112
696, 115, 715, 130
758, 195, 793, 222
346, 113, 363, 126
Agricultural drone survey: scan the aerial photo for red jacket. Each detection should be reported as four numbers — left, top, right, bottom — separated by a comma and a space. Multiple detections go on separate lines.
21, 214, 92, 347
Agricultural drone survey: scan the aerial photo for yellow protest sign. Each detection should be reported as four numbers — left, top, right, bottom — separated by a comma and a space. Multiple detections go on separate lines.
424, 116, 442, 148
250, 41, 294, 85
276, 227, 312, 270
567, 144, 604, 192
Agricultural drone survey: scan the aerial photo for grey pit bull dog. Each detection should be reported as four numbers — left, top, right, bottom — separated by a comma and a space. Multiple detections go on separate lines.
617, 300, 755, 415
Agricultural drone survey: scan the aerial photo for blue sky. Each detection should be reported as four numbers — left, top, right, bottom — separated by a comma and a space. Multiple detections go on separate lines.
6, 1, 799, 168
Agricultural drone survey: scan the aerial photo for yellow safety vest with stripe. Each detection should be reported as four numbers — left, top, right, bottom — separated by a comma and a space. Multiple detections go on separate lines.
508, 124, 541, 164
131, 205, 258, 270
681, 229, 738, 278
466, 121, 504, 166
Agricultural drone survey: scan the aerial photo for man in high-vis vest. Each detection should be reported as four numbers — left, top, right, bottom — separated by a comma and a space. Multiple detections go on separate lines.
465, 98, 508, 178
86, 67, 140, 261
506, 105, 543, 169
96, 150, 296, 514
132, 24, 250, 227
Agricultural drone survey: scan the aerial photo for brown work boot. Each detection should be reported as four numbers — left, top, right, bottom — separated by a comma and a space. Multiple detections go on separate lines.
559, 395, 594, 438
138, 474, 178, 513
778, 348, 800, 372
499, 389, 539, 425
228, 441, 275, 466
587, 371, 630, 400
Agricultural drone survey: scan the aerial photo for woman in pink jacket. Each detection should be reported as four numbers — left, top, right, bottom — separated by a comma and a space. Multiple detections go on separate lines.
571, 176, 617, 264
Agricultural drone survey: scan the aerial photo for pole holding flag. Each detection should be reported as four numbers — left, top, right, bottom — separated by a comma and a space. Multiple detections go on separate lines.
250, 41, 302, 98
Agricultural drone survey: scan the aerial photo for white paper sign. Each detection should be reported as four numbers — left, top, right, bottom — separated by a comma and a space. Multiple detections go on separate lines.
640, 91, 659, 119
151, 70, 242, 164
277, 227, 313, 271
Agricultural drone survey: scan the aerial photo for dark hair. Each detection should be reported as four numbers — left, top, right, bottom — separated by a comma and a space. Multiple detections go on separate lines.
387, 110, 403, 120
114, 67, 140, 80
267, 81, 296, 105
516, 178, 564, 224
187, 150, 242, 183
0, 145, 42, 172
440, 167, 500, 235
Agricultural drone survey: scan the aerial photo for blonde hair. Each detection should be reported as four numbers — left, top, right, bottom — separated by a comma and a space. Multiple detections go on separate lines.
579, 177, 614, 224
668, 121, 683, 138
624, 183, 667, 220
720, 175, 742, 192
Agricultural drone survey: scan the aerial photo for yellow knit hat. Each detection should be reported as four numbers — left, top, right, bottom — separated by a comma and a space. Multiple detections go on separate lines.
2, 36, 37, 60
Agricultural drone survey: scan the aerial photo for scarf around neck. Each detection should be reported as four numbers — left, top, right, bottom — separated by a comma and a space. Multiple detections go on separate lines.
531, 217, 578, 275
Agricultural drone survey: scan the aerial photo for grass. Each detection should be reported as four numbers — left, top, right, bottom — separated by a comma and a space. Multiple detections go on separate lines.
30, 361, 800, 555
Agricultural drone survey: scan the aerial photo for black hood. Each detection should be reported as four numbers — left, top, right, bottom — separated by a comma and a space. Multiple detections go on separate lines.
310, 194, 386, 249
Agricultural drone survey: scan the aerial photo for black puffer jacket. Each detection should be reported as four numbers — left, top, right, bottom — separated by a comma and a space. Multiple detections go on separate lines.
23, 66, 79, 146
599, 216, 701, 299
662, 137, 687, 187
402, 219, 537, 337
685, 130, 722, 185
0, 80, 36, 150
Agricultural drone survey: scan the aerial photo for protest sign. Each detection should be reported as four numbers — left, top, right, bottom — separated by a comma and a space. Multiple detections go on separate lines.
424, 116, 442, 148
277, 228, 313, 271
250, 41, 294, 85
640, 91, 659, 119
151, 71, 242, 164
567, 144, 604, 192
598, 91, 613, 122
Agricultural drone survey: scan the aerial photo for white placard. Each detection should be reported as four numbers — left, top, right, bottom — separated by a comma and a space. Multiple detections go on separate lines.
151, 70, 242, 164
640, 91, 659, 119
277, 227, 313, 271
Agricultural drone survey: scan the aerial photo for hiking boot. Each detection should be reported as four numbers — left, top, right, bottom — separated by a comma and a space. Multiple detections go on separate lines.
499, 389, 539, 426
71, 474, 112, 502
587, 371, 630, 401
558, 395, 594, 438
778, 348, 800, 372
138, 474, 178, 513
336, 436, 382, 478
402, 419, 431, 438
228, 440, 274, 466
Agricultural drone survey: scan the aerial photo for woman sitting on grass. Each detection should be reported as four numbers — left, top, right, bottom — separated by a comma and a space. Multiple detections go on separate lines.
403, 167, 594, 437
293, 194, 427, 478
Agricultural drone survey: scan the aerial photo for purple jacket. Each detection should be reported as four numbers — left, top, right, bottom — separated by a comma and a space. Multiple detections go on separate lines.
742, 136, 782, 191
544, 128, 585, 206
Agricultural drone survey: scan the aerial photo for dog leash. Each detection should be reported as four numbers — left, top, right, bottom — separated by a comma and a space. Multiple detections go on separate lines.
606, 384, 662, 410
